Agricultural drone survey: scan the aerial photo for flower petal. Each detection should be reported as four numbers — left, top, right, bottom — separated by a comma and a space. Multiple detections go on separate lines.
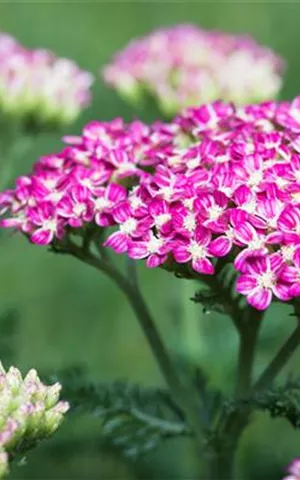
247, 288, 272, 310
208, 236, 232, 257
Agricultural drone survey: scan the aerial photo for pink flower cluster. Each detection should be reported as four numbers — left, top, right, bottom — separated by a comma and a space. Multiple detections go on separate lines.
0, 32, 93, 125
3, 98, 300, 310
103, 24, 284, 115
283, 458, 300, 480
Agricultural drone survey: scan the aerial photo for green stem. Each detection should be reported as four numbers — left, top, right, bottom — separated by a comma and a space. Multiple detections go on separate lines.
66, 241, 203, 444
235, 309, 263, 398
254, 323, 300, 391
209, 308, 263, 479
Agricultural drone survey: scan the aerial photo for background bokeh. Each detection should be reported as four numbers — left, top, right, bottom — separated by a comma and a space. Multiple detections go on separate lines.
1, 1, 300, 479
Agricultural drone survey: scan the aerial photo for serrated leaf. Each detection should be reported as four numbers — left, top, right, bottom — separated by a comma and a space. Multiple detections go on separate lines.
224, 378, 300, 429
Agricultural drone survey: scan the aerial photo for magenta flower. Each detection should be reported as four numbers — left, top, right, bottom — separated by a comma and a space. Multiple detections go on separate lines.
104, 202, 152, 253
128, 232, 171, 268
103, 25, 284, 115
173, 227, 214, 275
94, 184, 127, 227
57, 186, 94, 228
29, 202, 64, 245
236, 255, 291, 310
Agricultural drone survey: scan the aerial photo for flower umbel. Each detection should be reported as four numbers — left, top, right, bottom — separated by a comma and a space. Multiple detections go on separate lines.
103, 24, 284, 115
3, 98, 300, 309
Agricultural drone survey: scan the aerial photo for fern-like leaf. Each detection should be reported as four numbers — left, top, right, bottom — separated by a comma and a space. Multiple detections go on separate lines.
225, 378, 300, 429
55, 366, 192, 458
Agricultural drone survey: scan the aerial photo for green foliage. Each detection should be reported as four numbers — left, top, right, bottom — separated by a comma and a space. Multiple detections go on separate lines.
55, 367, 191, 458
193, 368, 225, 430
225, 379, 300, 429
191, 264, 243, 318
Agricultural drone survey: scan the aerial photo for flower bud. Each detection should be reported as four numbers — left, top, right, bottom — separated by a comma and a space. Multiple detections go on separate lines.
0, 364, 69, 477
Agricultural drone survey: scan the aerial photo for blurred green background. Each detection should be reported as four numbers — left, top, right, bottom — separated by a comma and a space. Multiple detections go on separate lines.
1, 1, 300, 478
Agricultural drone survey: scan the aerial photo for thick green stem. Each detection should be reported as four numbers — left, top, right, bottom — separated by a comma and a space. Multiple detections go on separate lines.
66, 242, 203, 444
209, 308, 263, 479
235, 309, 263, 398
254, 323, 300, 391
206, 446, 237, 480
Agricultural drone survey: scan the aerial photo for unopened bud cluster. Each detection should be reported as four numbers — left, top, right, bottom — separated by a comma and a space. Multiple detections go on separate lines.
0, 362, 69, 478
0, 32, 93, 127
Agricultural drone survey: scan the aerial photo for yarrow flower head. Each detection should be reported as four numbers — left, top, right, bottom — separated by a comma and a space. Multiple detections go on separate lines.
4, 97, 300, 310
0, 32, 93, 126
103, 24, 284, 115
0, 362, 69, 478
283, 458, 300, 480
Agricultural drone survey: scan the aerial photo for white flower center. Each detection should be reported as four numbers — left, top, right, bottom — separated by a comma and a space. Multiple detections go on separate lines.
257, 271, 276, 289
242, 200, 257, 214
292, 192, 300, 204
249, 237, 265, 250
208, 205, 223, 221
245, 143, 255, 154
183, 197, 195, 210
226, 228, 235, 240
130, 196, 143, 210
281, 245, 295, 262
275, 177, 288, 189
168, 155, 182, 167
155, 213, 171, 227
47, 191, 63, 203
75, 151, 90, 165
248, 170, 263, 187
80, 178, 93, 189
291, 107, 300, 123
187, 157, 200, 170
44, 179, 57, 190
117, 162, 135, 174
219, 186, 233, 197
160, 185, 174, 201
73, 203, 86, 216
183, 213, 196, 232
188, 241, 207, 260
43, 219, 57, 232
216, 154, 229, 163
28, 197, 37, 207
120, 218, 137, 235
94, 197, 110, 211
147, 236, 164, 254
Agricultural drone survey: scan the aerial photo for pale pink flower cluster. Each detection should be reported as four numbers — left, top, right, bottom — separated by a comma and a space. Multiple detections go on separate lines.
103, 25, 284, 115
3, 98, 300, 310
0, 32, 93, 125
283, 459, 300, 480
0, 362, 69, 478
